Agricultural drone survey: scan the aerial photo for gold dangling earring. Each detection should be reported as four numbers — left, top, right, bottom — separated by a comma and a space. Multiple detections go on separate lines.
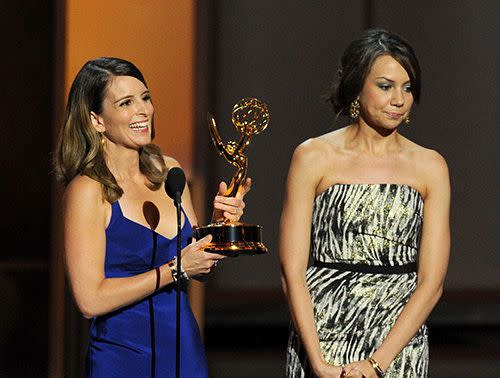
404, 114, 410, 125
100, 132, 106, 147
349, 99, 360, 120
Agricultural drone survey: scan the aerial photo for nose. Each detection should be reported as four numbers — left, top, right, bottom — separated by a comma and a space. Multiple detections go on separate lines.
391, 88, 405, 107
135, 99, 150, 115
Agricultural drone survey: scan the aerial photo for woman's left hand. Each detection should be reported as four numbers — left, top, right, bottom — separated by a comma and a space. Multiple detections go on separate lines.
212, 178, 251, 222
343, 360, 377, 378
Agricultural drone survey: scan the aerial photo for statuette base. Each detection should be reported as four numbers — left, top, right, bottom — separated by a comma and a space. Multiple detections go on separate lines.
192, 223, 268, 256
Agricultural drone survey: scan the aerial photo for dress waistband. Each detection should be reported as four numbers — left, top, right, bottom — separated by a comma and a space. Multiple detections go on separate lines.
313, 260, 417, 274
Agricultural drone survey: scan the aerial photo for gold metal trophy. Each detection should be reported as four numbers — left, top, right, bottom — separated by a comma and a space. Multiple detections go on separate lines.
193, 98, 269, 256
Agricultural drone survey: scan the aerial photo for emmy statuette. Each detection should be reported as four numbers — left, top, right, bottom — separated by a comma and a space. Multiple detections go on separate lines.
192, 98, 269, 256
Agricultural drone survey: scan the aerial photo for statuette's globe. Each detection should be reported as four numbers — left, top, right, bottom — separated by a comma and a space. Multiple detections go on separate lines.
231, 98, 269, 135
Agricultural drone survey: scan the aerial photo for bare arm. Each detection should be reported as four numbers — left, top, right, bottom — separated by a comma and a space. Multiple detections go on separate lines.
164, 158, 249, 330
346, 151, 451, 376
279, 142, 343, 377
64, 175, 219, 319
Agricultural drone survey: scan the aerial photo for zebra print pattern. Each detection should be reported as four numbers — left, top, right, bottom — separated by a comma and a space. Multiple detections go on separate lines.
286, 184, 428, 377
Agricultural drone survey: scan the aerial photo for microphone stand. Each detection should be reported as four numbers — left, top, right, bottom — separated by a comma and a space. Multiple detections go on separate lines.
165, 167, 186, 378
174, 191, 182, 378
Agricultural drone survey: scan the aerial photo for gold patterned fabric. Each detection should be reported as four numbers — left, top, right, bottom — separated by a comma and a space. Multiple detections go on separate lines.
286, 184, 428, 377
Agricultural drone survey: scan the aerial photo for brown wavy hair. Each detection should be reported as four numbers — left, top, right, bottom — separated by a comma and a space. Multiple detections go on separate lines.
54, 57, 167, 202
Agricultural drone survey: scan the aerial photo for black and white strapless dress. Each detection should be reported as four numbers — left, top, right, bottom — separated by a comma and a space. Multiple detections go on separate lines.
286, 184, 428, 378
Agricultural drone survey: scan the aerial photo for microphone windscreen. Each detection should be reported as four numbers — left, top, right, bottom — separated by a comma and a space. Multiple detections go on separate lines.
165, 167, 186, 200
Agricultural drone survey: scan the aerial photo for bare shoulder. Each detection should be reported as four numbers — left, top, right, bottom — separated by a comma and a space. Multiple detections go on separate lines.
400, 136, 448, 174
288, 129, 346, 192
410, 143, 448, 180
64, 175, 104, 204
293, 128, 346, 165
162, 155, 181, 170
419, 148, 448, 171
419, 149, 450, 195
293, 138, 328, 164
63, 175, 109, 228
401, 138, 450, 197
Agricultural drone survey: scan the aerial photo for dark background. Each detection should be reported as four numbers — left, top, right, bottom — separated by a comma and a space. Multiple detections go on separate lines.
0, 1, 498, 377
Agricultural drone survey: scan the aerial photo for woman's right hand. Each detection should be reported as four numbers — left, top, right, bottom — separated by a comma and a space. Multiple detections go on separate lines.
313, 360, 345, 378
180, 235, 225, 278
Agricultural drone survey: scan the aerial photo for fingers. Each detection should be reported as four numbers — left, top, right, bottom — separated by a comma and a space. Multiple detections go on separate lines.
235, 177, 252, 199
191, 234, 213, 248
182, 235, 225, 276
205, 252, 226, 260
189, 236, 225, 260
189, 236, 226, 261
217, 178, 251, 199
345, 360, 374, 378
213, 195, 245, 221
210, 255, 226, 267
344, 370, 363, 378
217, 181, 228, 196
343, 364, 366, 378
212, 178, 250, 222
213, 195, 246, 210
343, 363, 357, 377
199, 251, 224, 274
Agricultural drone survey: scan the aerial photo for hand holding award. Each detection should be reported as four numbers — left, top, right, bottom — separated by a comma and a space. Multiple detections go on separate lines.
193, 98, 269, 256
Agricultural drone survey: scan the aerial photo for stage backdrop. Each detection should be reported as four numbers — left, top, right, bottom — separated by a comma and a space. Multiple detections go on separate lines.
64, 0, 196, 174
208, 0, 500, 291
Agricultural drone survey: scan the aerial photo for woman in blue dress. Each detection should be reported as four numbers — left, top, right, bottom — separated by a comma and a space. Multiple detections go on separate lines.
54, 57, 251, 377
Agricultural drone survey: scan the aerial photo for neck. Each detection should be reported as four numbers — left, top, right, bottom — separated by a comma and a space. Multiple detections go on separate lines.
103, 143, 142, 182
345, 121, 401, 156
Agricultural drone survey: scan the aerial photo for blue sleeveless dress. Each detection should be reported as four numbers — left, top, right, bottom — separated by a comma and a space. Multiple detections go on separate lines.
85, 201, 208, 378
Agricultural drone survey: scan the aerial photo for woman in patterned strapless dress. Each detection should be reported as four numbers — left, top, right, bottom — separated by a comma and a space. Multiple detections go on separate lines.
280, 29, 450, 378
54, 57, 251, 377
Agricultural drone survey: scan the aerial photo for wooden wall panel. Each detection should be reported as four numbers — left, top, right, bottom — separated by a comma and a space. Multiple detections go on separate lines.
65, 0, 195, 175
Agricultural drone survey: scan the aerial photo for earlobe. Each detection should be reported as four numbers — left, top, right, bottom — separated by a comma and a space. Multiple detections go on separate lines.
90, 111, 105, 133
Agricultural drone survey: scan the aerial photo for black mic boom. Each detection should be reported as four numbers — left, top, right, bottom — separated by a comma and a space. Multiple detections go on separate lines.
165, 166, 186, 378
165, 167, 186, 204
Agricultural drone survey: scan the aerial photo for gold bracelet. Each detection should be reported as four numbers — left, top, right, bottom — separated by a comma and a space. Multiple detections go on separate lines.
367, 356, 384, 378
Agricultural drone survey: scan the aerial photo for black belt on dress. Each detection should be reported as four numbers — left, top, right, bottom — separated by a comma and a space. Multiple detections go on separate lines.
313, 260, 417, 274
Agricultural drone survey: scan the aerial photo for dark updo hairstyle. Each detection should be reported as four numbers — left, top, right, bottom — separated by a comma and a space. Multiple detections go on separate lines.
54, 57, 167, 203
328, 28, 421, 118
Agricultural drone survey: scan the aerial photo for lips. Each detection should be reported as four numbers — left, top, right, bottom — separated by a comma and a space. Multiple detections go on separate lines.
386, 112, 403, 120
129, 121, 149, 131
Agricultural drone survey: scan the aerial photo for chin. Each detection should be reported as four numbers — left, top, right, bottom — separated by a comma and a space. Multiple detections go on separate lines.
139, 138, 152, 146
370, 123, 399, 135
129, 137, 152, 149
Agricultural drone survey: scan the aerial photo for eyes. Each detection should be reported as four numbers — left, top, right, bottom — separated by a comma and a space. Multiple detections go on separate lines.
119, 99, 132, 107
377, 83, 412, 93
119, 93, 152, 108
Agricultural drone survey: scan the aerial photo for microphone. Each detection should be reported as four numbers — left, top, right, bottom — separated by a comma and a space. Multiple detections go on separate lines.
165, 167, 186, 205
165, 166, 186, 378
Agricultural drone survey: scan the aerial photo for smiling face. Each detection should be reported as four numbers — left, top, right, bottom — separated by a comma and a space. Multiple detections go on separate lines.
358, 54, 413, 130
91, 75, 154, 149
